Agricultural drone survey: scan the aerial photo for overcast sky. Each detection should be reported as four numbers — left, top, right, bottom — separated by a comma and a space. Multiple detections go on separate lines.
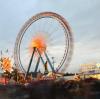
0, 0, 100, 72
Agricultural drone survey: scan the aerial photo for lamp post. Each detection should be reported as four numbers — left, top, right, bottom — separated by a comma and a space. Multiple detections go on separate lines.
52, 57, 55, 71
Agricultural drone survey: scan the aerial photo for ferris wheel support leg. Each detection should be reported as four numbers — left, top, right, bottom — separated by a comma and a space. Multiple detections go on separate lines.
34, 57, 40, 73
25, 47, 36, 79
36, 48, 45, 65
44, 52, 55, 72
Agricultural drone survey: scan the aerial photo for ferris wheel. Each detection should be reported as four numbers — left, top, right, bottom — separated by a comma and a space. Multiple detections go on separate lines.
14, 12, 73, 74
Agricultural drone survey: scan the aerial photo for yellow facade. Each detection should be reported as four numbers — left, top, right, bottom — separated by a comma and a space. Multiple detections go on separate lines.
80, 63, 100, 79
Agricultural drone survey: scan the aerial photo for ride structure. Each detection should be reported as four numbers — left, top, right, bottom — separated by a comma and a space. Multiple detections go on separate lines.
0, 57, 12, 72
26, 47, 55, 78
14, 12, 74, 78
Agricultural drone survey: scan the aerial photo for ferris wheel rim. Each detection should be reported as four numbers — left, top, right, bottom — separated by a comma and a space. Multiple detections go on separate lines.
14, 12, 73, 73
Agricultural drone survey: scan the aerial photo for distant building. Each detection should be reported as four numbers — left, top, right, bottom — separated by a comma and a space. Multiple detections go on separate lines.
80, 63, 100, 79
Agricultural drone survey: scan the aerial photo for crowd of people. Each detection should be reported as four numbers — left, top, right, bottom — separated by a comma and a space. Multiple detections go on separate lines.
0, 77, 100, 99
0, 68, 100, 99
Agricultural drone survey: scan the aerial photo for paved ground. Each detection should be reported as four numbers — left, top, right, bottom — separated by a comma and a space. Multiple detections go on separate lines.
0, 80, 100, 99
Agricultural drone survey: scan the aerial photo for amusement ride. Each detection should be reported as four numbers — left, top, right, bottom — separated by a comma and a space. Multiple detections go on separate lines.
0, 12, 73, 83
14, 12, 73, 78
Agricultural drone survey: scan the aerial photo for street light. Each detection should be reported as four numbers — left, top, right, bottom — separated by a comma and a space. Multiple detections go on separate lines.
51, 57, 55, 71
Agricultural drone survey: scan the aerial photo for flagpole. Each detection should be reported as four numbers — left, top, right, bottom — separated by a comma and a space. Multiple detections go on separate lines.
0, 50, 2, 59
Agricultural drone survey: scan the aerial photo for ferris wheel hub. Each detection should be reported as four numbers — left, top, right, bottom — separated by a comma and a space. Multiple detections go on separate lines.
29, 34, 47, 55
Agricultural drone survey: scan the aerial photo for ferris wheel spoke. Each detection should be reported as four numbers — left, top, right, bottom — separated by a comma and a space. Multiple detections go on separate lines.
48, 38, 66, 47
42, 18, 55, 33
